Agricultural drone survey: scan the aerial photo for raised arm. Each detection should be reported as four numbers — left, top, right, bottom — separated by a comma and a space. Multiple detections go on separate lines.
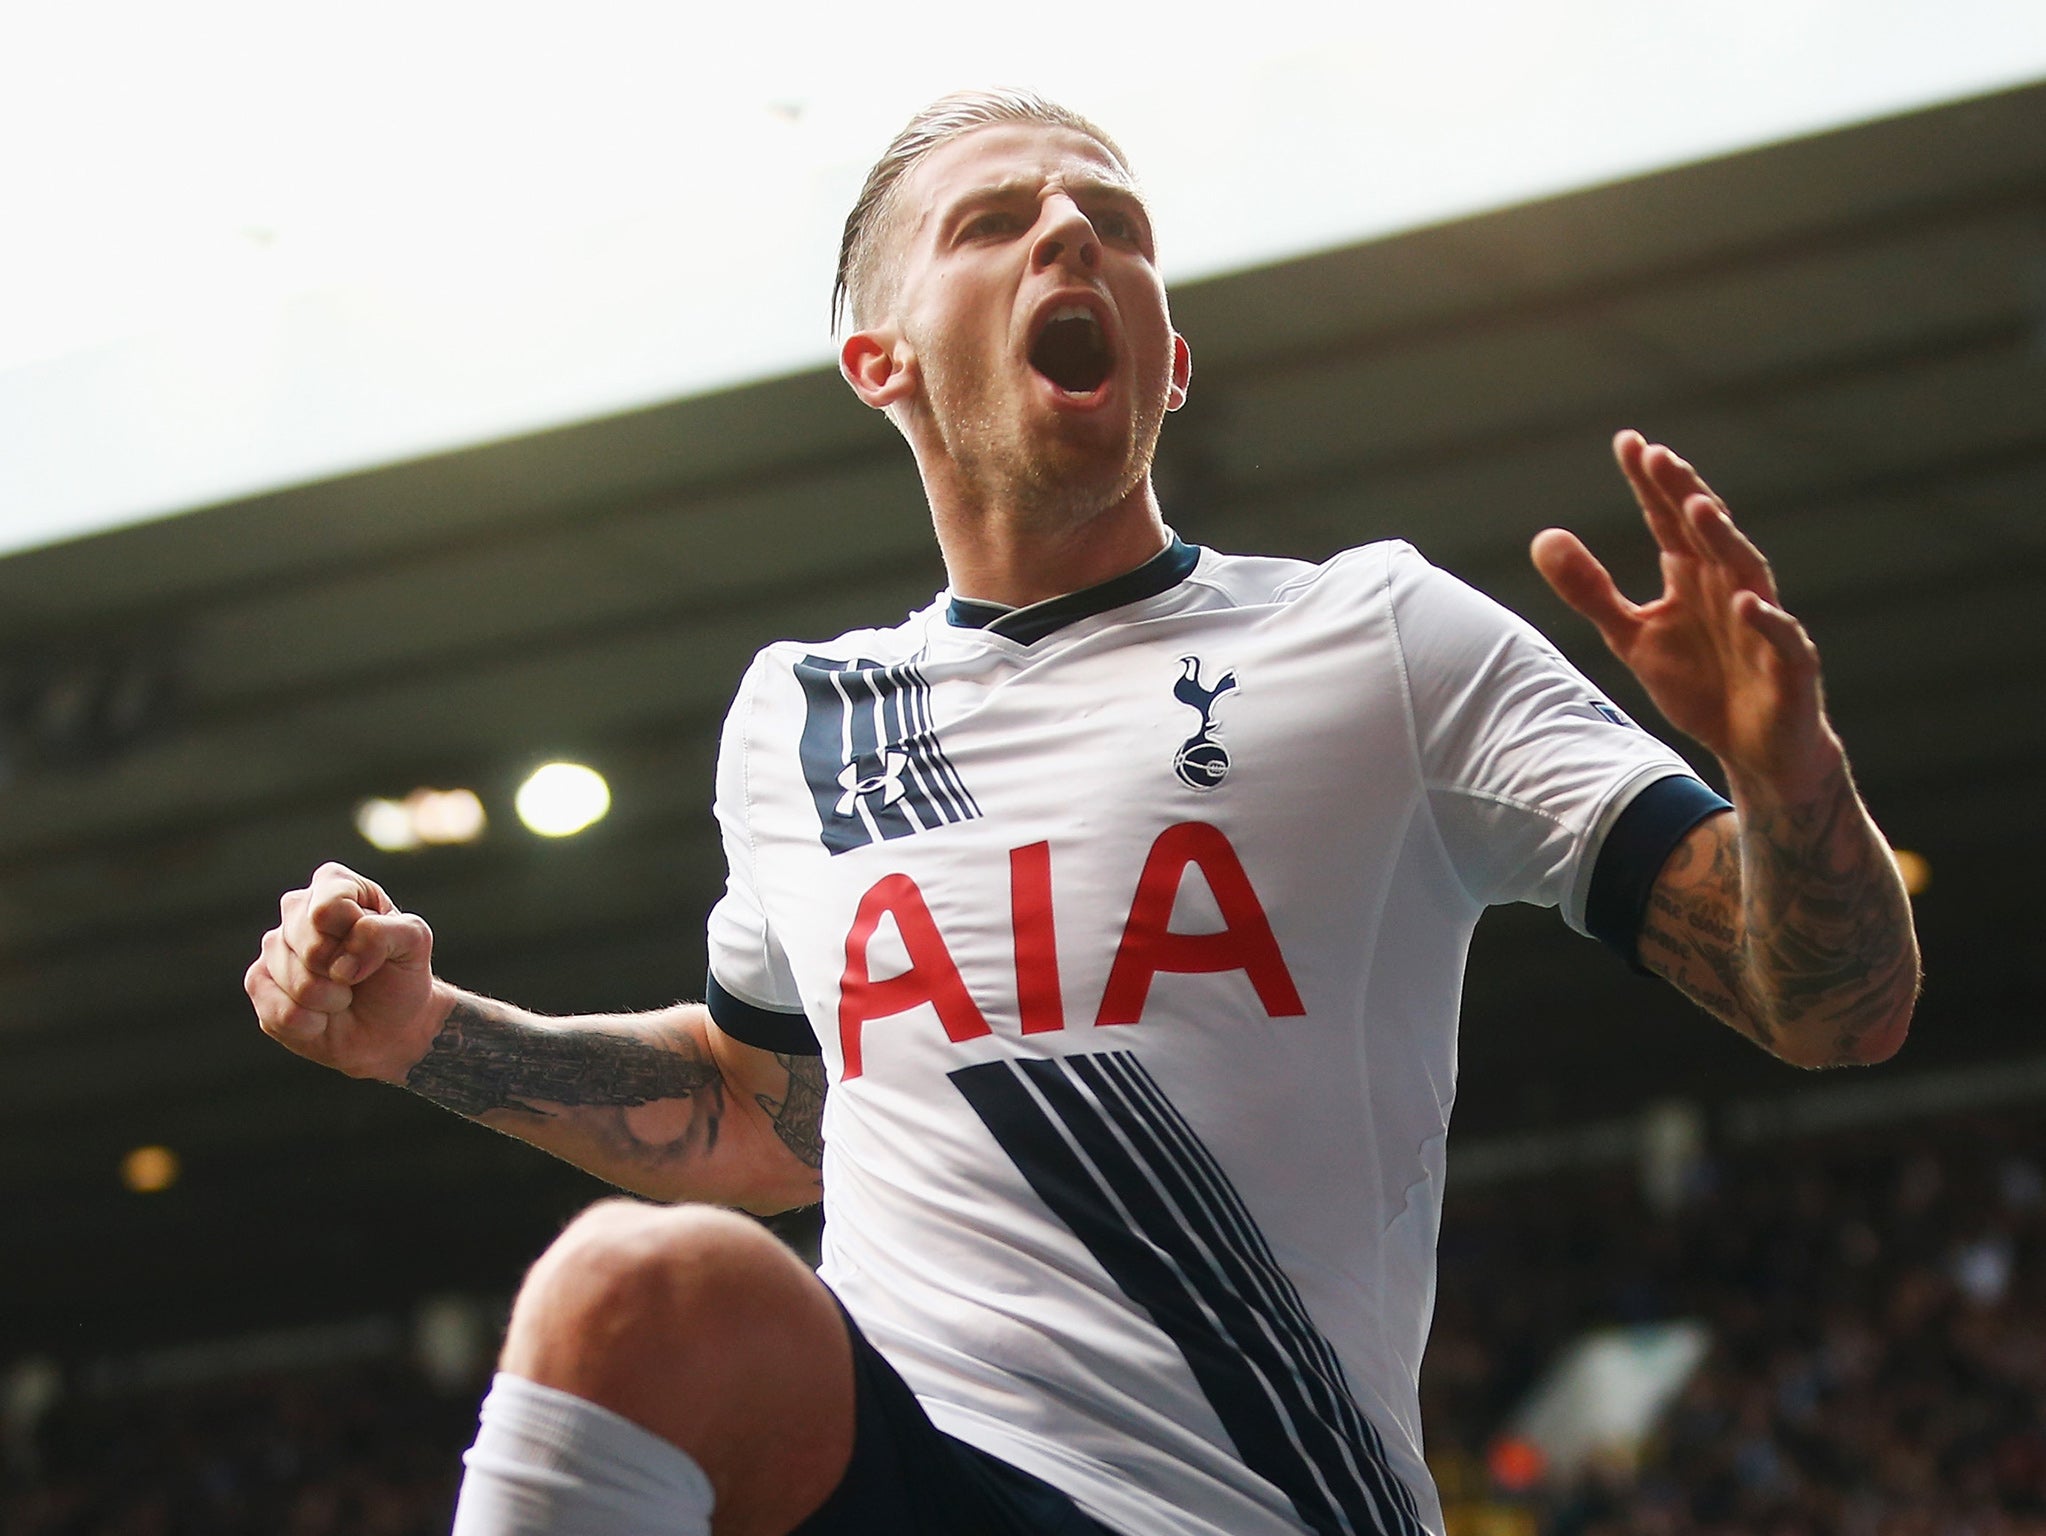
1532, 431, 1920, 1068
245, 863, 824, 1213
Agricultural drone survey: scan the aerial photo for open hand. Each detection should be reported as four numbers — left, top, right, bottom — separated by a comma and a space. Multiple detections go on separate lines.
246, 863, 443, 1082
1531, 430, 1841, 801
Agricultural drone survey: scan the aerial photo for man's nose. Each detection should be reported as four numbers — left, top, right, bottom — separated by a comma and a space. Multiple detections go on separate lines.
1032, 197, 1100, 274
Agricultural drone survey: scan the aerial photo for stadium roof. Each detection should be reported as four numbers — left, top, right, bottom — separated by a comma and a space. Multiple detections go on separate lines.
5, 0, 2046, 551
4, 66, 2046, 1358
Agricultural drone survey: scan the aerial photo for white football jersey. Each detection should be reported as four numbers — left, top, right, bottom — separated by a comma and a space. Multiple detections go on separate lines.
705, 538, 1723, 1536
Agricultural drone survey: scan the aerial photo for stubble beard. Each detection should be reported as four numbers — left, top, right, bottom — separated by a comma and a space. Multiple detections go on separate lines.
926, 359, 1168, 536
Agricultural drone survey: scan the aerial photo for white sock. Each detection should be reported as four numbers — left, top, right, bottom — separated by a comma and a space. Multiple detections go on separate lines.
451, 1372, 716, 1536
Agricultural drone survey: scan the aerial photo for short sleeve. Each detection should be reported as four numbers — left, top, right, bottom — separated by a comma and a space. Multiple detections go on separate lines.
704, 657, 819, 1055
1386, 543, 1725, 937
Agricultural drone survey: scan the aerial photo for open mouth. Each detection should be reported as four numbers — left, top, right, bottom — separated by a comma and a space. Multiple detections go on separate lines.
1029, 306, 1114, 395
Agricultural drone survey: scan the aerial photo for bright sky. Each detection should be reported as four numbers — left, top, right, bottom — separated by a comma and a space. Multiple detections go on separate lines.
4, 0, 2044, 555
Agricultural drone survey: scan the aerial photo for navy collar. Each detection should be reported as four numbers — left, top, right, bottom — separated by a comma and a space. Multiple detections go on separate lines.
945, 537, 1200, 646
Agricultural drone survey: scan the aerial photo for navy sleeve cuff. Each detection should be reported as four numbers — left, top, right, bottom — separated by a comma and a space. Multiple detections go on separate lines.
706, 974, 820, 1055
1584, 775, 1735, 972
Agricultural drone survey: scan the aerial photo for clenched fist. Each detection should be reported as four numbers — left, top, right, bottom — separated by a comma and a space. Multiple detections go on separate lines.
246, 863, 446, 1082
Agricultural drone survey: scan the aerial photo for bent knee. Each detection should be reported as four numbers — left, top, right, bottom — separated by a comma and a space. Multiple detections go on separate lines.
497, 1201, 851, 1482
505, 1201, 820, 1376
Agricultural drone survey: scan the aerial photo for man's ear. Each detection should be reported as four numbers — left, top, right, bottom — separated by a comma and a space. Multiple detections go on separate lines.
1166, 333, 1192, 412
840, 326, 918, 412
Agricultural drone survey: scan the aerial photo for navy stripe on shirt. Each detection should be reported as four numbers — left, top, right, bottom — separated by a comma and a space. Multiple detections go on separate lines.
706, 973, 819, 1055
947, 538, 1200, 645
1584, 774, 1735, 971
951, 1051, 1425, 1536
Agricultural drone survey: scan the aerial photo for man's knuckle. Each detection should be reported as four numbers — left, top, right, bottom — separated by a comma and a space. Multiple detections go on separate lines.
259, 1002, 307, 1038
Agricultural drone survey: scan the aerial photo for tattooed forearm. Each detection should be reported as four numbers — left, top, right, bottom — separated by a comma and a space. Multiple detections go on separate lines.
406, 999, 722, 1119
1642, 764, 1918, 1067
396, 997, 822, 1210
754, 1053, 827, 1169
1736, 761, 1920, 1064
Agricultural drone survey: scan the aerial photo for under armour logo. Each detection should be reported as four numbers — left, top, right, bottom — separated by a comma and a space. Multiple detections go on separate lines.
1171, 656, 1238, 790
837, 749, 910, 816
796, 656, 981, 854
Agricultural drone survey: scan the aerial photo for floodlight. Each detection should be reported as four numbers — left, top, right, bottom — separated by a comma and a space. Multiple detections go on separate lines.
1892, 847, 1930, 897
355, 797, 420, 852
355, 787, 488, 850
412, 787, 486, 845
516, 762, 611, 837
121, 1145, 180, 1193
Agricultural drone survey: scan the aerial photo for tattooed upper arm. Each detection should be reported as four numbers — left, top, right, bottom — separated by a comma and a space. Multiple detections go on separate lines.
754, 1052, 827, 1170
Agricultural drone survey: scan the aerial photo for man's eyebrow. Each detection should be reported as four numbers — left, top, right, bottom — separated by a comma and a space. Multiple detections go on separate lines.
943, 178, 1040, 212
1064, 176, 1148, 212
945, 175, 1149, 216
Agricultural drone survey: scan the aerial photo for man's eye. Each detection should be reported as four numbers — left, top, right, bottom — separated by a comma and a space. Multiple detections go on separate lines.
1094, 210, 1142, 243
964, 212, 1018, 238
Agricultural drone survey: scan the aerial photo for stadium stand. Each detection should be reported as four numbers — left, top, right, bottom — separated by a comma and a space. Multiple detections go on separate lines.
10, 1092, 2046, 1533
1434, 1102, 2046, 1532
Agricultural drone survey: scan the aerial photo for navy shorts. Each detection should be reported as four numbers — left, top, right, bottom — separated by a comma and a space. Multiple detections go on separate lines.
794, 1303, 1120, 1536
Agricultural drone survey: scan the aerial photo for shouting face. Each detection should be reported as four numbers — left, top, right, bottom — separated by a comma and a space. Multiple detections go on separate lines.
842, 123, 1191, 533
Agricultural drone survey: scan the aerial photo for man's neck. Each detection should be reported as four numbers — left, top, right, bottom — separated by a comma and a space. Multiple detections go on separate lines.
934, 480, 1171, 610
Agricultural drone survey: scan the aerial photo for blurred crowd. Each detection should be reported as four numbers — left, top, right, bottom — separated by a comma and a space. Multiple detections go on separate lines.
1, 1363, 469, 1536
7, 1107, 2046, 1534
1428, 1110, 2046, 1534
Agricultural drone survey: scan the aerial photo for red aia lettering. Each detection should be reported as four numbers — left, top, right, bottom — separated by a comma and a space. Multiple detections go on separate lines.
1010, 841, 1066, 1035
838, 824, 1303, 1073
1096, 822, 1306, 1026
837, 872, 989, 1079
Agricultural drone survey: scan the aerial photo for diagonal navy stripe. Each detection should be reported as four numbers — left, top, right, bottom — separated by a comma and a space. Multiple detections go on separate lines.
1100, 1052, 1421, 1529
950, 1058, 1356, 1535
1094, 1057, 1393, 1450
1077, 1058, 1386, 1497
1018, 1057, 1412, 1536
1091, 1054, 1340, 1370
954, 1055, 1423, 1536
1083, 1055, 1425, 1530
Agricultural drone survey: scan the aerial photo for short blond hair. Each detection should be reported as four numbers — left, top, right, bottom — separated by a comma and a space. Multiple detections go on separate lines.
832, 89, 1131, 333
